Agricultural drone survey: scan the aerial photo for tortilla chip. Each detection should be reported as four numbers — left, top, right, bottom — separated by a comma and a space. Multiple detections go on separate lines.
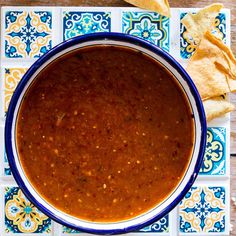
203, 96, 234, 121
124, 0, 170, 17
181, 3, 223, 44
186, 31, 236, 100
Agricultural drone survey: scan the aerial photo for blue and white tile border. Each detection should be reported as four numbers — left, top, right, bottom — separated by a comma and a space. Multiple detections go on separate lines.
178, 182, 230, 234
0, 6, 231, 236
121, 11, 170, 51
63, 11, 112, 40
200, 127, 227, 176
0, 7, 60, 62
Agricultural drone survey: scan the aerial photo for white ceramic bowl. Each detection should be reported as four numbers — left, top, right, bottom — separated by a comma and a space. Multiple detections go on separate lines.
5, 33, 206, 234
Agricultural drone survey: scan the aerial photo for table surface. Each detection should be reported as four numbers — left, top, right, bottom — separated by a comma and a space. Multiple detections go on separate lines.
1, 0, 236, 235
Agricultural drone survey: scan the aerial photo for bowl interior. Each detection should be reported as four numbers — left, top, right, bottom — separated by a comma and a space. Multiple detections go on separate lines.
5, 34, 206, 234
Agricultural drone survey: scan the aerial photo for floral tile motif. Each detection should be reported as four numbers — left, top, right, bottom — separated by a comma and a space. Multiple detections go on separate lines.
5, 187, 51, 233
63, 11, 111, 40
139, 214, 169, 232
4, 11, 52, 58
4, 150, 11, 176
122, 12, 170, 52
200, 127, 226, 175
4, 68, 28, 113
180, 12, 226, 59
179, 186, 226, 233
62, 226, 80, 233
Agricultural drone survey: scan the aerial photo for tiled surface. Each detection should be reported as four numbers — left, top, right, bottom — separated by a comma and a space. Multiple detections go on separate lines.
0, 6, 231, 236
4, 10, 52, 58
180, 11, 227, 59
5, 187, 51, 233
4, 150, 11, 176
122, 11, 170, 51
4, 67, 28, 113
139, 214, 169, 232
179, 185, 227, 233
63, 11, 111, 40
62, 226, 80, 234
200, 128, 226, 175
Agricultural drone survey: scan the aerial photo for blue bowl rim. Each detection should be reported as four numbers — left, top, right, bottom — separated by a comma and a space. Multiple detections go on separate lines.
5, 32, 207, 235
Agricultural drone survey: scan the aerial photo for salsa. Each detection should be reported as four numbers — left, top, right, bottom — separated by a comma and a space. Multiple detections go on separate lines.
16, 45, 194, 222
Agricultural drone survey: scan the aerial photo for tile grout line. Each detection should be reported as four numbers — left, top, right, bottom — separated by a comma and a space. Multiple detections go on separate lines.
170, 206, 178, 236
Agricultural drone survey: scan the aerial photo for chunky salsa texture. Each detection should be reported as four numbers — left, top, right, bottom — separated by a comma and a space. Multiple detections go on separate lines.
17, 46, 194, 222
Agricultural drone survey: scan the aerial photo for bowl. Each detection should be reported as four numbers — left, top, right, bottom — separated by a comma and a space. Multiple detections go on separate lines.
5, 32, 206, 234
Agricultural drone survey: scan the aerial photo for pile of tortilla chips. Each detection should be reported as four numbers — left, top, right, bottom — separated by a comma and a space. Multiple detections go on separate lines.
182, 3, 235, 121
124, 0, 235, 121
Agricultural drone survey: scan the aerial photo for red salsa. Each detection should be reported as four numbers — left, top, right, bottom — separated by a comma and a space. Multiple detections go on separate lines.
16, 45, 194, 222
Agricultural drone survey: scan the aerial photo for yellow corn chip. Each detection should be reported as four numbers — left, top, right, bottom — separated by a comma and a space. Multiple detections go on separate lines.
124, 0, 170, 17
203, 96, 234, 121
186, 31, 236, 100
181, 3, 223, 44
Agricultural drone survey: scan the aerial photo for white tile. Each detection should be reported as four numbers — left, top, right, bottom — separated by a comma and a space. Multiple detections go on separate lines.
169, 206, 178, 236
169, 8, 181, 60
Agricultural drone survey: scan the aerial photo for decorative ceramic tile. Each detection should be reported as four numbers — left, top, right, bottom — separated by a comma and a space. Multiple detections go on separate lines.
63, 11, 111, 40
4, 68, 28, 113
4, 11, 52, 58
62, 226, 80, 233
139, 214, 169, 233
122, 11, 170, 51
179, 186, 226, 233
5, 187, 51, 233
4, 150, 11, 176
180, 12, 226, 59
200, 127, 226, 175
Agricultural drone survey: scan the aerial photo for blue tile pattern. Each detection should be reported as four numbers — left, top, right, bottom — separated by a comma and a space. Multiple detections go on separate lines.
180, 12, 226, 59
5, 11, 52, 58
4, 150, 11, 176
200, 127, 226, 175
122, 12, 170, 51
5, 187, 51, 233
139, 214, 169, 232
179, 186, 226, 233
62, 226, 80, 233
63, 11, 111, 40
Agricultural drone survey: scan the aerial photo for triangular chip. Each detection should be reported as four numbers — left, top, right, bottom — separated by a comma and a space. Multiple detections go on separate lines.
186, 31, 236, 100
181, 3, 223, 44
203, 96, 234, 121
124, 0, 170, 17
